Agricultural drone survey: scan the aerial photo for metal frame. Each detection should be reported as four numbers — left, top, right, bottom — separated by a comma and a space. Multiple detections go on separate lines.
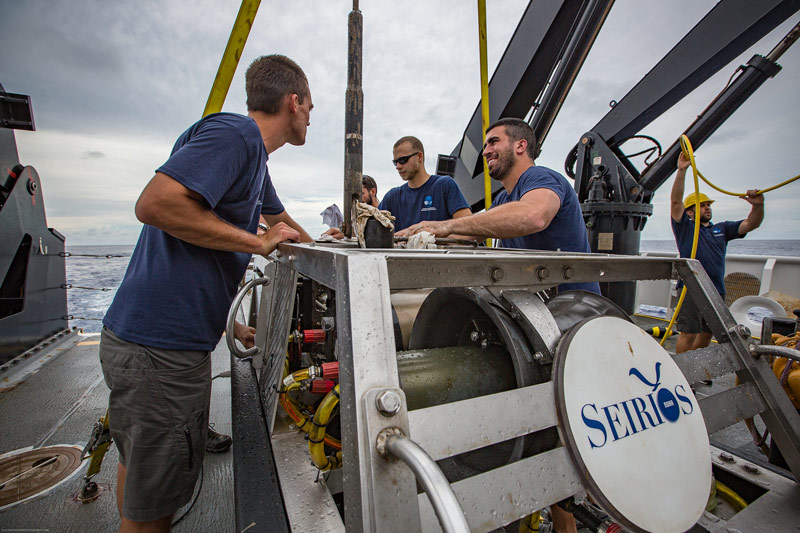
252, 243, 800, 532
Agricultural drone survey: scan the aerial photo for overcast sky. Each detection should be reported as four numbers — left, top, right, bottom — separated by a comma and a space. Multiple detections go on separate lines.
3, 1, 799, 245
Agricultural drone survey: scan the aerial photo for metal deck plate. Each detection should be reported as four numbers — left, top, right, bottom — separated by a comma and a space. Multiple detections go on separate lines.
0, 445, 84, 510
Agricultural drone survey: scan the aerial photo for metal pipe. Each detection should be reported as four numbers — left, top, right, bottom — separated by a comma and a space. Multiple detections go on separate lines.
750, 343, 800, 363
226, 275, 271, 358
385, 434, 470, 533
343, 1, 363, 238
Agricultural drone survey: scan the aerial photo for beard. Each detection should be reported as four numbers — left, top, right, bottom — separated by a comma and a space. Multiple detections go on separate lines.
488, 145, 515, 181
700, 211, 712, 223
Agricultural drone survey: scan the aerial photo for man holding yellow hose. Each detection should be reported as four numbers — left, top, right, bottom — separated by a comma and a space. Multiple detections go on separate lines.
670, 152, 765, 354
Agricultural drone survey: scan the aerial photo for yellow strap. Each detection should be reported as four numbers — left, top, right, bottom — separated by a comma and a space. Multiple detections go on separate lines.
202, 0, 262, 117
477, 0, 493, 247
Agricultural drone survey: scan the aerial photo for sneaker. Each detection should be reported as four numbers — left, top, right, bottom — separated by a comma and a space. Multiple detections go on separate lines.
206, 425, 232, 453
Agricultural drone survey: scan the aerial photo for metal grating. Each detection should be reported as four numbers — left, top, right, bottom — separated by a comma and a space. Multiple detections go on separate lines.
724, 271, 761, 305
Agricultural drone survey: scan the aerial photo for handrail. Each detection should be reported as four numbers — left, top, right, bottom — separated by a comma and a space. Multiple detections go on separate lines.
751, 344, 800, 363
385, 433, 469, 533
226, 275, 271, 358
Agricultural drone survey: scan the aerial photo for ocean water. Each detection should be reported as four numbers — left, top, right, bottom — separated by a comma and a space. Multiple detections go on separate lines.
65, 240, 800, 333
640, 239, 800, 257
66, 245, 134, 333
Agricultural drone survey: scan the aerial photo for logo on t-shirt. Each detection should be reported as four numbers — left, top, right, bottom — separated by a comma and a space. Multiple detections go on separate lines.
421, 195, 436, 212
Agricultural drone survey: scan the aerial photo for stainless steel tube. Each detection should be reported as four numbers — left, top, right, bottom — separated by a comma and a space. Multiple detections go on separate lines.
750, 343, 800, 363
225, 275, 271, 358
385, 434, 469, 533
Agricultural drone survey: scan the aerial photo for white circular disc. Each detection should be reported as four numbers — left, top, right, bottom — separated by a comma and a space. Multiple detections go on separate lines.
554, 316, 711, 533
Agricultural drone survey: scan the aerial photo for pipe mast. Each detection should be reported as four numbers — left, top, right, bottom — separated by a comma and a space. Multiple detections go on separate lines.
343, 0, 363, 238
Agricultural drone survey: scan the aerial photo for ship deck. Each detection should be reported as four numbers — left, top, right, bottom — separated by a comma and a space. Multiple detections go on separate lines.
0, 314, 794, 531
0, 331, 235, 531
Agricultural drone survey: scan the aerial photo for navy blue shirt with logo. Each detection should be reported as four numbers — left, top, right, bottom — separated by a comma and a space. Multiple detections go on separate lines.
104, 113, 285, 351
492, 165, 600, 294
379, 174, 469, 231
672, 212, 743, 296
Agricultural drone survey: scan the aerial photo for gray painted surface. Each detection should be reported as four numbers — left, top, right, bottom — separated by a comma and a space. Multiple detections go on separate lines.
0, 333, 235, 531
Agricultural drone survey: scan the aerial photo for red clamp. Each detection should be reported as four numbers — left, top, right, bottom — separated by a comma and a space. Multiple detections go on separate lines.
301, 329, 326, 343
321, 362, 339, 380
311, 379, 335, 395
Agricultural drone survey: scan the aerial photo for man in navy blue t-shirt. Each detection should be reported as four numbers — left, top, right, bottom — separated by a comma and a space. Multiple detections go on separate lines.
403, 118, 599, 295
671, 152, 764, 354
379, 136, 471, 233
100, 55, 311, 530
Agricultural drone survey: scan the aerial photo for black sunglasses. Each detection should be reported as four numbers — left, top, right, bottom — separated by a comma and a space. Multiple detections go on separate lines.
392, 152, 419, 166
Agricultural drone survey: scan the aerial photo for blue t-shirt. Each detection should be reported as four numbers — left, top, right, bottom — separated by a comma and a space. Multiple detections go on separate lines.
492, 165, 600, 294
104, 113, 285, 350
378, 174, 469, 231
672, 212, 743, 296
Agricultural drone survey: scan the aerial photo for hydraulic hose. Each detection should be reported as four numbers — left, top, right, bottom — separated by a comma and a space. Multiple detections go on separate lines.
279, 363, 342, 450
715, 481, 747, 512
308, 385, 343, 471
660, 135, 701, 345
660, 134, 798, 346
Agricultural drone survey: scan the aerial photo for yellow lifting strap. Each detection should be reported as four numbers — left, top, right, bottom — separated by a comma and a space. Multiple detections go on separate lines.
202, 0, 262, 117
477, 0, 493, 247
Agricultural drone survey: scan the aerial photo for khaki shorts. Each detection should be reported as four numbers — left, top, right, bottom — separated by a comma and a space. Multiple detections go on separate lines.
99, 327, 211, 522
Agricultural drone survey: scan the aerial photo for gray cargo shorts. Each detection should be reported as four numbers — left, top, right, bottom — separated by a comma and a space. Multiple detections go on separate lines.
676, 292, 712, 334
99, 327, 211, 522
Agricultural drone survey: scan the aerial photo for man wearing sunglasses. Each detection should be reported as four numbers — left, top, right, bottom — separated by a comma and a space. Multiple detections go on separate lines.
403, 118, 599, 295
379, 136, 471, 234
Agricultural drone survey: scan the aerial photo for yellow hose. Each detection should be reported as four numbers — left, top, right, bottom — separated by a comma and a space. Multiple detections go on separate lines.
716, 481, 748, 512
279, 359, 342, 450
308, 385, 343, 471
660, 134, 798, 346
518, 511, 542, 532
661, 135, 701, 345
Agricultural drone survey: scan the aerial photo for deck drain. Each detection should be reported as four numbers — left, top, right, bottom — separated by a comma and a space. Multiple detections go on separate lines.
0, 445, 84, 509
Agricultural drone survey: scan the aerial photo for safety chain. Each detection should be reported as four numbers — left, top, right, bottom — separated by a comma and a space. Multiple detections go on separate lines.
62, 315, 103, 321
60, 252, 126, 258
61, 284, 114, 292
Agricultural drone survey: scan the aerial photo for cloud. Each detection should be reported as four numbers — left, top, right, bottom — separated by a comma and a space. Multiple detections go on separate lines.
2, 0, 798, 244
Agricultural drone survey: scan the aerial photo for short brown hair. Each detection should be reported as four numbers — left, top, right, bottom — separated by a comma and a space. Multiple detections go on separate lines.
486, 118, 537, 160
362, 175, 377, 192
393, 136, 424, 154
245, 55, 309, 114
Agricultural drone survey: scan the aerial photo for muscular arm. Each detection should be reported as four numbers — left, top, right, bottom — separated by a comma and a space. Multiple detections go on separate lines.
135, 172, 299, 256
262, 210, 313, 243
671, 153, 690, 223
737, 189, 764, 235
403, 188, 561, 239
443, 207, 477, 241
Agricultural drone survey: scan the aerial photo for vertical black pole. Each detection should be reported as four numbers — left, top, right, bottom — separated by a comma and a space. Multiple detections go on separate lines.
343, 1, 363, 238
